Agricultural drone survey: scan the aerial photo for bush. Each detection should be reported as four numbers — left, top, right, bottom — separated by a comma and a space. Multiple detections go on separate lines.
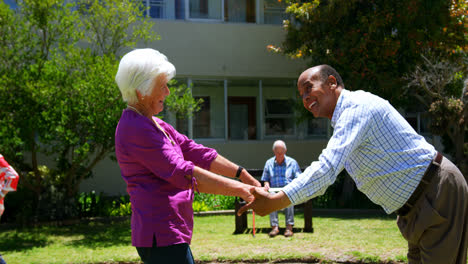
193, 193, 236, 211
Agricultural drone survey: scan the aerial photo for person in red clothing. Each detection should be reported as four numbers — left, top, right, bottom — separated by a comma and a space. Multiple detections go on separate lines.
0, 154, 19, 264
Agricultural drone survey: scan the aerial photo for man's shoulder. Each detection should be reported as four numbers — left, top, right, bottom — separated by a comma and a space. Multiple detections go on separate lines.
265, 156, 276, 164
346, 90, 387, 108
338, 90, 390, 120
285, 156, 299, 165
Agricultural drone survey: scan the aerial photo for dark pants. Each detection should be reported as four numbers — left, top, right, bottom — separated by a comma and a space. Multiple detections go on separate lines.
397, 157, 468, 264
0, 253, 6, 264
136, 237, 195, 264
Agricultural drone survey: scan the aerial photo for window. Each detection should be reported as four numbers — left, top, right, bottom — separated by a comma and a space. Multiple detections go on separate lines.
141, 0, 185, 19
307, 118, 328, 137
149, 0, 165, 18
188, 0, 223, 20
228, 97, 256, 140
405, 112, 431, 135
192, 96, 211, 138
264, 99, 294, 136
263, 0, 288, 24
224, 0, 256, 23
191, 80, 225, 138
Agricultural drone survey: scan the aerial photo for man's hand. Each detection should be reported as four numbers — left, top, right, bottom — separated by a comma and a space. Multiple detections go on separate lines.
239, 170, 261, 187
237, 187, 292, 216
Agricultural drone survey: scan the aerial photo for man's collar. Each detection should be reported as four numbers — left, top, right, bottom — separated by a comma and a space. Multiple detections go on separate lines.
331, 89, 348, 128
274, 155, 288, 165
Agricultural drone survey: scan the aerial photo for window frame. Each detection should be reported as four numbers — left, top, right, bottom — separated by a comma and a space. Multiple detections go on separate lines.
185, 0, 225, 22
263, 98, 296, 138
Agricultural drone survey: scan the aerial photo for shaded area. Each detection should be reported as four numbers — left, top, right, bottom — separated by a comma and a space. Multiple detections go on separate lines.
0, 218, 132, 252
0, 231, 48, 251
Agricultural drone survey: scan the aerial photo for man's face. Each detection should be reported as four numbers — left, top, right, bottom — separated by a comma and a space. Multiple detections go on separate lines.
297, 67, 337, 119
273, 146, 286, 162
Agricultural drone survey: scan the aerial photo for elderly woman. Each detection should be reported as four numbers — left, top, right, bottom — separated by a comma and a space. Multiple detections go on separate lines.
114, 48, 260, 264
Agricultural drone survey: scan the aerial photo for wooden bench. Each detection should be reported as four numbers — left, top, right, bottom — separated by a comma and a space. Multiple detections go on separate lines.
234, 169, 314, 234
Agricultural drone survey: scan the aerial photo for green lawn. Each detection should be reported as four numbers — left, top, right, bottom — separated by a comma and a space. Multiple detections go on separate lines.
0, 212, 410, 264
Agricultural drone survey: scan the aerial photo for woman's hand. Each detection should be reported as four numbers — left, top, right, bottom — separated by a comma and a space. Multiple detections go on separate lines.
239, 170, 261, 187
237, 188, 292, 217
240, 185, 255, 203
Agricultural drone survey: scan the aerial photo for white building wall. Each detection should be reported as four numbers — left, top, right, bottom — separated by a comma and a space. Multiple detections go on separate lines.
140, 20, 307, 79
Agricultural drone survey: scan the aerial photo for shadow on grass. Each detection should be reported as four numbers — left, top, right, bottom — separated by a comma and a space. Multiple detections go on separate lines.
57, 220, 132, 249
0, 218, 132, 251
0, 231, 48, 251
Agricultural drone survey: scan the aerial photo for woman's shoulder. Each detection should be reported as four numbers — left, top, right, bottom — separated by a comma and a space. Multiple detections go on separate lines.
116, 111, 158, 140
153, 117, 177, 134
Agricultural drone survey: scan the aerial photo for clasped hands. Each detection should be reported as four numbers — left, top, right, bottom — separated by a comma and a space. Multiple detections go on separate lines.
237, 186, 292, 217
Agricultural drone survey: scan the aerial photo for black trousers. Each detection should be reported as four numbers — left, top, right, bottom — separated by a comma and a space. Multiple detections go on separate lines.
136, 236, 195, 264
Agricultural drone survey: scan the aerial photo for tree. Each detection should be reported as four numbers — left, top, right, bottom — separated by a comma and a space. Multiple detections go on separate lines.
0, 0, 201, 222
276, 0, 467, 106
405, 53, 468, 176
277, 0, 468, 202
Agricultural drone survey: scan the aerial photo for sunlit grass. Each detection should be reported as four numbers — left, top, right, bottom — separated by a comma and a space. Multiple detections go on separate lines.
0, 212, 412, 264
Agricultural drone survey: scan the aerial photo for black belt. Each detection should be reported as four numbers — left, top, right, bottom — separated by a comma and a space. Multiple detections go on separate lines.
396, 152, 443, 216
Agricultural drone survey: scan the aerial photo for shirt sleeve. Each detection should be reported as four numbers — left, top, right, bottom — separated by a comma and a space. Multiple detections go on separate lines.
283, 105, 373, 205
162, 121, 218, 171
122, 123, 194, 190
260, 160, 271, 182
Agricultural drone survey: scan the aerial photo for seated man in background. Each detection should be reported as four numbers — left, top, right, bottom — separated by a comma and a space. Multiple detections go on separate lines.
261, 140, 302, 237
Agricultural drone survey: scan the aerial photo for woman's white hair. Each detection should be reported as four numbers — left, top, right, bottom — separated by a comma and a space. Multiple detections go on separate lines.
115, 48, 175, 104
272, 140, 287, 151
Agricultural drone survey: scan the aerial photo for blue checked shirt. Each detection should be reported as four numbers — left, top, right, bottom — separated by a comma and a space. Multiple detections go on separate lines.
261, 155, 302, 188
283, 89, 437, 214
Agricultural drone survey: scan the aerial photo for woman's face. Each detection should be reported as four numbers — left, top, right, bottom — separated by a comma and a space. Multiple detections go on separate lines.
141, 74, 170, 116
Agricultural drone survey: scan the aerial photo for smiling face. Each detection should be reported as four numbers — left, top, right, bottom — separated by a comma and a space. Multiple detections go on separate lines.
137, 74, 170, 116
297, 67, 340, 120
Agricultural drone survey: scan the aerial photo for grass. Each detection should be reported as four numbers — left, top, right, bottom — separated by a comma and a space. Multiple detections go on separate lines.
0, 212, 410, 264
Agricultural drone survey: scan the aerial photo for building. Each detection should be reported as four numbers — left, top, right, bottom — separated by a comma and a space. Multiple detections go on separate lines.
4, 0, 437, 195
80, 0, 337, 195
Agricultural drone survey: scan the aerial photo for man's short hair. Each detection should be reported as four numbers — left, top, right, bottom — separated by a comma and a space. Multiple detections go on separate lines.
272, 140, 287, 151
317, 64, 344, 88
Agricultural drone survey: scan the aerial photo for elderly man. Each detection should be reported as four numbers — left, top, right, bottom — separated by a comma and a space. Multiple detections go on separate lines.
261, 140, 301, 237
240, 65, 468, 264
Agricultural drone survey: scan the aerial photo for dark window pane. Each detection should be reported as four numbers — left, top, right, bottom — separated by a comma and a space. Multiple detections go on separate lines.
193, 97, 211, 138
265, 99, 293, 115
308, 118, 328, 136
265, 117, 294, 135
224, 0, 256, 23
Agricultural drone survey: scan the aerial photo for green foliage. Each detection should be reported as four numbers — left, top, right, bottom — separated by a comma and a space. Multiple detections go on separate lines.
281, 0, 468, 107
109, 202, 132, 217
77, 191, 132, 217
0, 0, 199, 222
165, 80, 204, 119
405, 52, 468, 175
193, 193, 236, 211
192, 201, 210, 212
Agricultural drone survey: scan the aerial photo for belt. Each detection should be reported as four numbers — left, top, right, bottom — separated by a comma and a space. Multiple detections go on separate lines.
396, 152, 443, 216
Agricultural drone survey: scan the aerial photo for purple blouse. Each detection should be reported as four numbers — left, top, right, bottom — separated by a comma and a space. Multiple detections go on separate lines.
115, 109, 218, 247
